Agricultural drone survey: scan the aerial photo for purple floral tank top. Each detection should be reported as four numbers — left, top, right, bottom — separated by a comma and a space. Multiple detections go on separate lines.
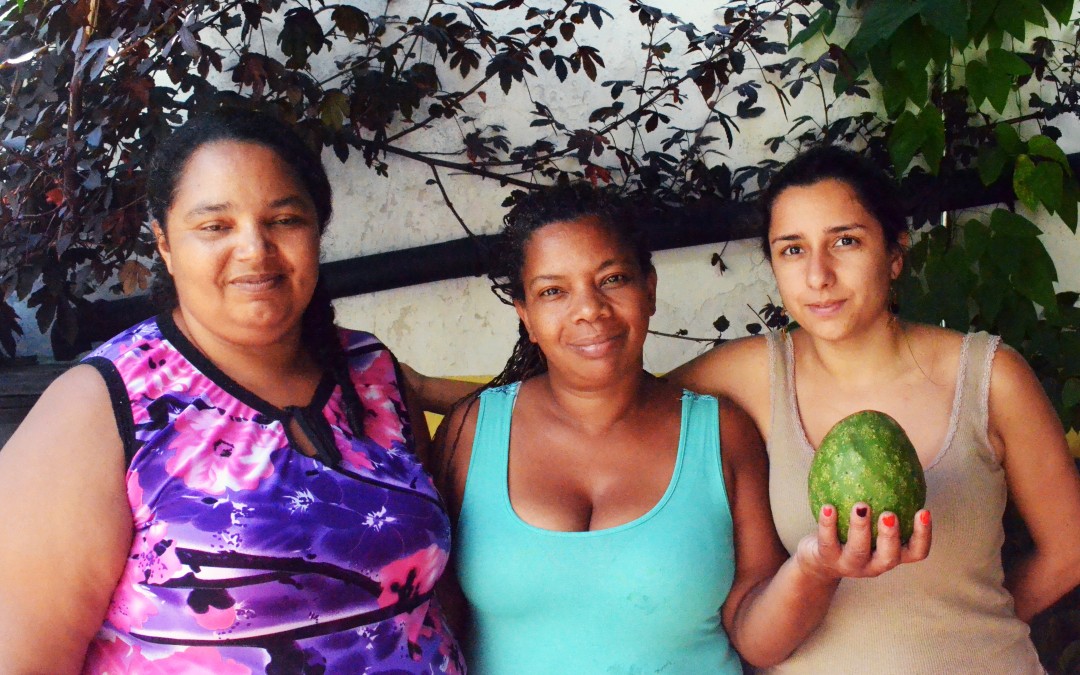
79, 314, 463, 674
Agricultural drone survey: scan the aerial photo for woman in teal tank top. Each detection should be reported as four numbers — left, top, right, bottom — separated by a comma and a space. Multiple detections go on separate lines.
429, 183, 933, 673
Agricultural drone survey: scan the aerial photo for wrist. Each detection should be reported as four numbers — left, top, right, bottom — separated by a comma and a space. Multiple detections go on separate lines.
793, 547, 840, 587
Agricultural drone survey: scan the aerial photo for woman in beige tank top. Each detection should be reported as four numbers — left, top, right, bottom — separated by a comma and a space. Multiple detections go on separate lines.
670, 145, 1080, 674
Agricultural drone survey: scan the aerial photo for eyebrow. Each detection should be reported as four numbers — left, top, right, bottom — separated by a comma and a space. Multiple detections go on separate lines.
181, 195, 312, 220
526, 257, 625, 286
770, 223, 868, 245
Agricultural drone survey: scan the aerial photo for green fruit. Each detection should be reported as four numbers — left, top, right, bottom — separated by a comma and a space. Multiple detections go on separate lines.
808, 410, 926, 544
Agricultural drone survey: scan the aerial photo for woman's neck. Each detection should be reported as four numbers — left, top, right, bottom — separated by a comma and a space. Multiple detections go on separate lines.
539, 367, 656, 436
173, 308, 318, 404
796, 314, 912, 386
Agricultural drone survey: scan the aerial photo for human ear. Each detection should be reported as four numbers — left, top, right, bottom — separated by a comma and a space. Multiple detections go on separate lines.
152, 221, 173, 274
646, 267, 658, 317
514, 300, 536, 343
890, 231, 910, 280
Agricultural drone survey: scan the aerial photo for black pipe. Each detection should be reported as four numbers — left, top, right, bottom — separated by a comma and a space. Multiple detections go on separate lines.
60, 152, 1080, 360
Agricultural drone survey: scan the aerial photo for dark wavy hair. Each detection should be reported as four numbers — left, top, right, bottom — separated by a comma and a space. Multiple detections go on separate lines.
146, 108, 367, 439
435, 181, 652, 486
758, 144, 907, 259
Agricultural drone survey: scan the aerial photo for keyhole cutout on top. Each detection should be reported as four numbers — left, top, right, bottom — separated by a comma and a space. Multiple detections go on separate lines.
287, 417, 320, 458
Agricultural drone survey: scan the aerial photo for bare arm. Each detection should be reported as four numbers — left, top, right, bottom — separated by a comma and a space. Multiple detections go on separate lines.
0, 365, 132, 673
399, 363, 482, 416
430, 397, 481, 645
718, 397, 933, 667
666, 336, 771, 433
989, 347, 1080, 621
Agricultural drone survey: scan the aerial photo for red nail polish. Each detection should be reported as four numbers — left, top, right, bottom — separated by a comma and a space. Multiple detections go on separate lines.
856, 506, 868, 518
822, 505, 834, 518
920, 511, 931, 526
882, 514, 896, 528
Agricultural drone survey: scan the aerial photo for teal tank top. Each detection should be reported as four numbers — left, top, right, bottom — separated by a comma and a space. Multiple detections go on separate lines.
455, 383, 742, 674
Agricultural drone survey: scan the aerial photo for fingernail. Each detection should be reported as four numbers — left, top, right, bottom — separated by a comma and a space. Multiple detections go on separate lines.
882, 514, 896, 528
920, 511, 931, 526
856, 506, 868, 518
822, 505, 834, 518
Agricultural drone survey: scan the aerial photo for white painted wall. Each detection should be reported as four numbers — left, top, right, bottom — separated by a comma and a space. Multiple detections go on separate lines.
11, 2, 1079, 376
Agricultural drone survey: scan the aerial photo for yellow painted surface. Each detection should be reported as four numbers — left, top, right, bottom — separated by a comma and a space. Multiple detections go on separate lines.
422, 375, 491, 436
1068, 429, 1080, 459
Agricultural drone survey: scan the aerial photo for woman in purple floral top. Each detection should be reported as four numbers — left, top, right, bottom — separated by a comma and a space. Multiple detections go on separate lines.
0, 110, 464, 674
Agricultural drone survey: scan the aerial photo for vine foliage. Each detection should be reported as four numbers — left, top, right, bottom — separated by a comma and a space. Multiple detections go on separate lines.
1, 0, 1079, 668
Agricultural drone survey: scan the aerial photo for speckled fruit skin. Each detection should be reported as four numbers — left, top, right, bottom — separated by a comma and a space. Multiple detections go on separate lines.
809, 410, 927, 544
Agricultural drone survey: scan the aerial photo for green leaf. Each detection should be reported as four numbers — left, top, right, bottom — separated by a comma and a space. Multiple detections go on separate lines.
981, 64, 1013, 112
963, 217, 991, 262
973, 267, 1007, 325
1028, 135, 1071, 174
977, 144, 1008, 185
1042, 0, 1074, 25
994, 123, 1023, 155
319, 90, 349, 130
1059, 178, 1079, 232
969, 0, 1001, 46
919, 105, 946, 174
966, 60, 989, 109
920, 0, 968, 42
847, 4, 922, 56
790, 6, 832, 48
1013, 154, 1040, 211
1031, 160, 1064, 213
1063, 378, 1080, 410
888, 111, 925, 175
986, 48, 1033, 77
1011, 239, 1059, 315
990, 208, 1042, 238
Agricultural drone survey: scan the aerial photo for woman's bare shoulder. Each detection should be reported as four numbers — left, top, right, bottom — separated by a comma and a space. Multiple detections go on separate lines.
0, 364, 131, 669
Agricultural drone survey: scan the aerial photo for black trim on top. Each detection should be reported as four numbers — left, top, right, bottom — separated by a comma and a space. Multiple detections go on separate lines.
81, 356, 138, 466
173, 548, 382, 595
287, 404, 343, 466
156, 312, 335, 420
129, 589, 433, 647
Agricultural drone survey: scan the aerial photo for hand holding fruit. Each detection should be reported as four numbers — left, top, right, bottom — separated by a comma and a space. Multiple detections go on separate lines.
795, 502, 932, 581
797, 410, 933, 582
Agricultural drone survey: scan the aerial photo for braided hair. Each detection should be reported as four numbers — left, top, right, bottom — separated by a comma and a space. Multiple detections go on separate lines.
145, 108, 368, 437
436, 181, 652, 484
485, 180, 652, 389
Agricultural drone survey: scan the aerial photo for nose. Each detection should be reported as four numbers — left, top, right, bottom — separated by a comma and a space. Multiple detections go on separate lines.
235, 222, 275, 259
805, 248, 835, 290
572, 286, 611, 323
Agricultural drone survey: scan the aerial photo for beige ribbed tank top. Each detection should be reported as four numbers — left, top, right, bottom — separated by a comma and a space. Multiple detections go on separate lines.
761, 330, 1044, 674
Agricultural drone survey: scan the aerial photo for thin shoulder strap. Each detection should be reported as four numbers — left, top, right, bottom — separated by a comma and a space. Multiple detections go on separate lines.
463, 383, 519, 497
967, 331, 1002, 458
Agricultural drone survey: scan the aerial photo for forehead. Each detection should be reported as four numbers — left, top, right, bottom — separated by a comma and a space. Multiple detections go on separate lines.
172, 140, 304, 200
768, 178, 881, 236
522, 216, 633, 268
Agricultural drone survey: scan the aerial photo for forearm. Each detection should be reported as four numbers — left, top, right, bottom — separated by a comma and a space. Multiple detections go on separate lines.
1005, 547, 1080, 622
728, 556, 839, 667
402, 365, 480, 415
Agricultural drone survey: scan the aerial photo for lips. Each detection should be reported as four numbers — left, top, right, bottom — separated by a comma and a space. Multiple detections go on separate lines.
230, 272, 286, 292
805, 299, 845, 316
568, 333, 624, 357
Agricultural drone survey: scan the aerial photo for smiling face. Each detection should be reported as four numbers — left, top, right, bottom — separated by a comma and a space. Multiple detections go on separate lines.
514, 216, 657, 387
767, 178, 904, 342
154, 140, 322, 350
